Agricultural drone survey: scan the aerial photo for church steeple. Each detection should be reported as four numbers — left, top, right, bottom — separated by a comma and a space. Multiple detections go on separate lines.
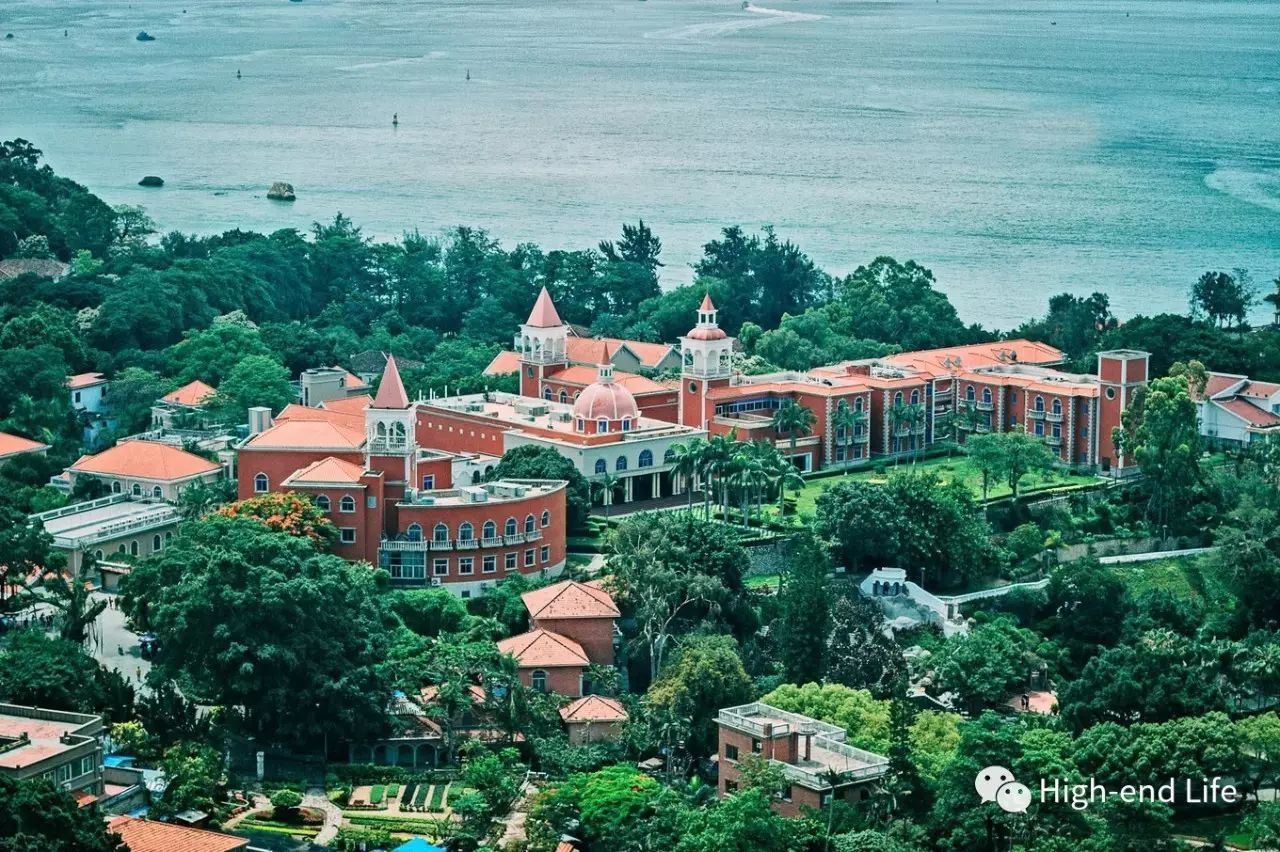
517, 288, 569, 397
366, 354, 416, 482
372, 353, 409, 409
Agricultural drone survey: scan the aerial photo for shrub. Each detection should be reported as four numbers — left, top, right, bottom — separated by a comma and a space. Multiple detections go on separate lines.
428, 783, 446, 811
413, 784, 430, 808
369, 784, 385, 805
270, 789, 304, 812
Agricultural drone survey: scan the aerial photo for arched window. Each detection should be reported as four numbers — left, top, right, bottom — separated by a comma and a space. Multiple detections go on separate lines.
505, 517, 518, 536
559, 390, 568, 404
130, 541, 139, 557
531, 670, 548, 693
316, 495, 331, 511
152, 486, 163, 499
594, 459, 607, 475
340, 495, 356, 513
621, 418, 632, 432
542, 386, 552, 401
597, 418, 608, 433
254, 473, 269, 493
894, 392, 903, 405
433, 523, 449, 543
1052, 398, 1062, 414
458, 522, 474, 542
638, 449, 653, 468
966, 385, 976, 401
524, 514, 536, 533
483, 520, 497, 540
910, 389, 919, 405
131, 483, 142, 497
616, 456, 628, 471
664, 447, 677, 464
575, 418, 585, 433
541, 510, 550, 528
407, 523, 422, 541
112, 481, 122, 494
153, 534, 162, 551
854, 397, 864, 412
1034, 395, 1045, 412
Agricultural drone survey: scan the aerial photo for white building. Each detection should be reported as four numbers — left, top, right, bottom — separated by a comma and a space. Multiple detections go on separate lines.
1193, 372, 1280, 447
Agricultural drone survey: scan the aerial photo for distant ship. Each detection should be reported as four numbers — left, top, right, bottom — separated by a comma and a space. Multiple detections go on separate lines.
135, 31, 155, 41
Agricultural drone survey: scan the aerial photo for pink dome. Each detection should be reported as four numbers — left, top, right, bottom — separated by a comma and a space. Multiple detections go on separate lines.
573, 381, 640, 422
686, 326, 727, 341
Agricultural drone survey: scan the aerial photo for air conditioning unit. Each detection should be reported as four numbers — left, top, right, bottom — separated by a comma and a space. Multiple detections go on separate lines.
430, 577, 442, 587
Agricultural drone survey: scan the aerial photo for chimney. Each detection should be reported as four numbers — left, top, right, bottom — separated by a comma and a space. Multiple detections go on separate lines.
247, 407, 273, 436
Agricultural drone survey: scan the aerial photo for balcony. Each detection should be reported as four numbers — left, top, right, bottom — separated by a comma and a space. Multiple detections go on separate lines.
854, 431, 871, 443
430, 539, 454, 551
1045, 411, 1064, 422
975, 401, 995, 412
526, 529, 543, 542
455, 538, 479, 550
1027, 409, 1046, 420
482, 536, 504, 547
1045, 434, 1063, 447
893, 424, 911, 437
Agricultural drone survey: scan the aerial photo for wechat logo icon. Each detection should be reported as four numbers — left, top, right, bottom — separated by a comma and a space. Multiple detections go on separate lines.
975, 766, 1032, 814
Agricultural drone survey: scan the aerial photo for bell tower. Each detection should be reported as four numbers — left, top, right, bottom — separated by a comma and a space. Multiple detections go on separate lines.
679, 294, 734, 430
517, 286, 569, 398
366, 354, 416, 484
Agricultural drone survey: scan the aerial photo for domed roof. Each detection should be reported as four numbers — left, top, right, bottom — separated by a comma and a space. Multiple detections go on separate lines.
685, 293, 727, 340
573, 380, 640, 422
686, 326, 727, 341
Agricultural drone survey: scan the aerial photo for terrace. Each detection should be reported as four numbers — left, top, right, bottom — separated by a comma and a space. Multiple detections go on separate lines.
717, 702, 889, 789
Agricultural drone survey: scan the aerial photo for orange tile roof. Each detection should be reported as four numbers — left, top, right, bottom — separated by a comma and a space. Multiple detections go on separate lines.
1240, 379, 1280, 399
69, 440, 220, 482
884, 339, 1065, 376
1216, 398, 1280, 429
106, 816, 247, 852
560, 694, 628, 723
322, 394, 373, 414
283, 456, 367, 486
0, 431, 49, 459
603, 338, 675, 368
484, 350, 522, 376
523, 579, 619, 620
341, 368, 368, 390
548, 366, 670, 396
160, 379, 216, 407
372, 355, 409, 408
496, 629, 588, 668
1199, 372, 1246, 401
527, 286, 564, 328
246, 404, 366, 449
67, 372, 107, 390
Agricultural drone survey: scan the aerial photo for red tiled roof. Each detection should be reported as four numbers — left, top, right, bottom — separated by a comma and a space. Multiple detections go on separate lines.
246, 405, 365, 450
1199, 372, 1247, 401
373, 354, 410, 409
340, 368, 369, 390
484, 351, 522, 376
322, 394, 373, 414
67, 372, 107, 390
0, 431, 49, 459
548, 366, 670, 396
106, 816, 248, 852
1216, 398, 1280, 429
496, 629, 588, 668
69, 440, 220, 482
1240, 379, 1280, 399
523, 579, 619, 620
559, 694, 627, 723
700, 293, 716, 312
160, 380, 216, 407
283, 456, 367, 486
527, 287, 564, 328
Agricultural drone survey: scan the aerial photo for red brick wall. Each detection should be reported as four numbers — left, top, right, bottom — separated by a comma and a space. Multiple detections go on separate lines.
517, 665, 583, 697
566, 720, 623, 745
417, 409, 508, 456
532, 616, 615, 666
236, 448, 365, 500
635, 392, 678, 423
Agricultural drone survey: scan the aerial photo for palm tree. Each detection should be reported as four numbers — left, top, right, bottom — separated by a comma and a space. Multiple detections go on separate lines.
904, 402, 927, 459
959, 400, 986, 438
889, 401, 911, 459
771, 400, 816, 461
934, 406, 961, 454
833, 401, 865, 472
669, 438, 706, 514
704, 431, 738, 522
591, 472, 620, 518
729, 448, 771, 528
769, 451, 805, 517
747, 440, 778, 519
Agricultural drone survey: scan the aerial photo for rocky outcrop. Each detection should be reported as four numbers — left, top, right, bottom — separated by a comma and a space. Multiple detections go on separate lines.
266, 181, 296, 201
138, 175, 164, 187
135, 31, 155, 42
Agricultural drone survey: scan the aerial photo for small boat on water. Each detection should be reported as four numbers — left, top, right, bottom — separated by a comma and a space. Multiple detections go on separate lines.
136, 30, 155, 41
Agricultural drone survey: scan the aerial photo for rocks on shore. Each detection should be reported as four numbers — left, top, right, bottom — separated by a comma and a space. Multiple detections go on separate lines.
138, 175, 164, 188
266, 181, 296, 201
136, 31, 156, 42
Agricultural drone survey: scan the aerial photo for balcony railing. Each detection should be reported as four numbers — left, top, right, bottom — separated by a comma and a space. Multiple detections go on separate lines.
975, 401, 995, 411
526, 529, 543, 542
1045, 434, 1063, 446
381, 534, 534, 553
1027, 409, 1046, 420
1045, 411, 1064, 422
854, 432, 871, 443
455, 538, 479, 549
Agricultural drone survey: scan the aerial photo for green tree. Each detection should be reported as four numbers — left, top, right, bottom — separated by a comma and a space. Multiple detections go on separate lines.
150, 742, 224, 819
210, 353, 294, 422
171, 311, 272, 385
932, 616, 1041, 714
645, 635, 754, 757
1113, 374, 1202, 529
0, 631, 108, 712
965, 428, 1057, 499
1191, 269, 1253, 328
122, 514, 393, 747
0, 776, 127, 852
771, 399, 816, 457
775, 533, 832, 684
269, 788, 304, 813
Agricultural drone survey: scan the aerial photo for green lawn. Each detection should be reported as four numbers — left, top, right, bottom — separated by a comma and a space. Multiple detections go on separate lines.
785, 456, 1103, 514
744, 573, 781, 591
1112, 555, 1231, 605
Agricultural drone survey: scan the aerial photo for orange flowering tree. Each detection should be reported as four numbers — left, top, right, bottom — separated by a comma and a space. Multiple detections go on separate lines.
217, 493, 337, 545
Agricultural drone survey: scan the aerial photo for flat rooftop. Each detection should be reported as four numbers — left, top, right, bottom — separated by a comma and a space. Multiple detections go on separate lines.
33, 496, 179, 547
398, 478, 565, 508
424, 392, 698, 440
718, 702, 889, 787
0, 704, 100, 770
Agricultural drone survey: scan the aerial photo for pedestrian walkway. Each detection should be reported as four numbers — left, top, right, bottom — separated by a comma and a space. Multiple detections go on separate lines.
304, 788, 343, 846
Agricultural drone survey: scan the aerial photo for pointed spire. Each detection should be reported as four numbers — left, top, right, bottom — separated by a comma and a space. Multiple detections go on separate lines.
596, 342, 614, 383
699, 293, 716, 313
525, 286, 563, 328
373, 354, 409, 409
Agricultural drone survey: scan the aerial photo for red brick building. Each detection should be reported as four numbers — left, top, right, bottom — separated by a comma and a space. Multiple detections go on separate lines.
716, 702, 889, 818
495, 579, 620, 697
235, 357, 569, 596
560, 694, 628, 745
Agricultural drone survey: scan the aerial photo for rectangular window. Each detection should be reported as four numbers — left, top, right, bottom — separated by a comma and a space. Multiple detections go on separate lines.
751, 738, 762, 753
483, 556, 497, 573
367, 496, 377, 509
781, 785, 792, 802
80, 756, 95, 776
458, 557, 474, 575
505, 553, 517, 571
433, 558, 449, 576
524, 549, 535, 567
422, 475, 434, 489
725, 744, 739, 761
339, 528, 356, 544
725, 780, 738, 793
540, 545, 550, 563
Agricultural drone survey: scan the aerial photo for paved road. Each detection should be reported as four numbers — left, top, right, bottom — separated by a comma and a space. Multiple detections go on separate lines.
303, 788, 343, 846
87, 591, 153, 691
